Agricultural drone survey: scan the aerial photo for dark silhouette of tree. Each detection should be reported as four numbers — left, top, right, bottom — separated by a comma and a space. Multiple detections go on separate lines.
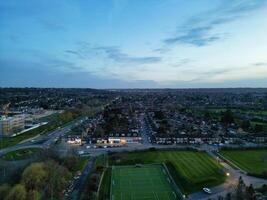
225, 192, 231, 200
154, 111, 165, 120
221, 109, 234, 125
245, 184, 255, 200
204, 112, 211, 121
241, 120, 251, 130
236, 176, 246, 200
254, 124, 263, 133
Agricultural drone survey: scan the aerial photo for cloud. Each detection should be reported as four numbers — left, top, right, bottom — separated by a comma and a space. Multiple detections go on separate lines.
163, 0, 267, 47
96, 46, 161, 64
66, 44, 161, 64
65, 50, 82, 57
253, 62, 267, 66
164, 27, 220, 46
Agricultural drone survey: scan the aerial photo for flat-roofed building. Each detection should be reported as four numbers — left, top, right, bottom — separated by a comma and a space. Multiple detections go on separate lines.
0, 115, 25, 137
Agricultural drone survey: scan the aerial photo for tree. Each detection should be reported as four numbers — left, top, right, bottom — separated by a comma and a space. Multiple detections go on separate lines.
22, 162, 48, 191
236, 176, 246, 200
217, 195, 224, 200
62, 155, 79, 171
94, 126, 105, 138
225, 192, 231, 200
262, 171, 267, 178
245, 184, 255, 200
204, 112, 211, 121
26, 190, 40, 200
154, 111, 165, 120
44, 161, 71, 199
0, 184, 11, 200
241, 120, 251, 130
5, 184, 26, 200
254, 124, 263, 133
221, 110, 234, 125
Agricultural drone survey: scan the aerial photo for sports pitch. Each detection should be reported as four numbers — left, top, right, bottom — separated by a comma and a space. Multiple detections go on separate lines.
111, 164, 180, 200
109, 150, 225, 193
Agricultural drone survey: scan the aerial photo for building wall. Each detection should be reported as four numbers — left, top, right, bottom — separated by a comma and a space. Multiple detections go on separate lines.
0, 115, 25, 136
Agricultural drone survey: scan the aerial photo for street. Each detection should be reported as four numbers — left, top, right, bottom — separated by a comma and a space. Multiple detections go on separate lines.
0, 116, 266, 200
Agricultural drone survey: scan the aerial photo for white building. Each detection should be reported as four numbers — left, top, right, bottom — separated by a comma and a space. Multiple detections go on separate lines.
108, 137, 142, 144
67, 137, 82, 145
0, 115, 25, 137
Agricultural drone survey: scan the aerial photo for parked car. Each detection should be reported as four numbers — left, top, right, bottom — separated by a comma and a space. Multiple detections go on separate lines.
203, 187, 212, 194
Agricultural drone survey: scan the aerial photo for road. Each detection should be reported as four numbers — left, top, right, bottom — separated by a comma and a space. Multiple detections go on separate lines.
1, 117, 266, 200
139, 113, 151, 145
68, 157, 96, 200
0, 117, 86, 157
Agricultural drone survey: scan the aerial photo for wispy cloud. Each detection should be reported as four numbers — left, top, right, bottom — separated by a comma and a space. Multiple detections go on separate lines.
164, 27, 220, 47
253, 62, 267, 66
163, 0, 267, 47
66, 43, 161, 65
95, 46, 161, 64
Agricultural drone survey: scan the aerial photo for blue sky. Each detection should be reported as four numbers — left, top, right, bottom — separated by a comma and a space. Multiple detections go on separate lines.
0, 0, 267, 88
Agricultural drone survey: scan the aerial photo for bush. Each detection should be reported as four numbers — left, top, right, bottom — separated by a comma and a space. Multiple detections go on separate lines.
0, 184, 11, 200
5, 184, 27, 200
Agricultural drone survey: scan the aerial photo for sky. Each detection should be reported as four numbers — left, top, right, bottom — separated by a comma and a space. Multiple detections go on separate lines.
0, 0, 267, 88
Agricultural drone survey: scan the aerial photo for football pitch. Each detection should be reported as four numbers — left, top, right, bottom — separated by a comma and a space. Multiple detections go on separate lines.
111, 164, 180, 200
109, 150, 225, 194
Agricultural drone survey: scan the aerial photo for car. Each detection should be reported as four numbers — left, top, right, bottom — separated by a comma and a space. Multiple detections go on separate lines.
203, 187, 212, 194
78, 150, 84, 155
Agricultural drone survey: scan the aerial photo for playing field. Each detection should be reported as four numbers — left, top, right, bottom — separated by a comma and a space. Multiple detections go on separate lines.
109, 150, 225, 194
111, 165, 179, 200
220, 149, 267, 175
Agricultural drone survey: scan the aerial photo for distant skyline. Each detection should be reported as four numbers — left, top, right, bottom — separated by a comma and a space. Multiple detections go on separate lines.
1, 0, 267, 88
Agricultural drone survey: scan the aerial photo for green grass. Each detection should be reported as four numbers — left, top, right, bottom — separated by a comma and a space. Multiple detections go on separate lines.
72, 157, 89, 172
98, 167, 112, 200
109, 150, 225, 194
220, 149, 267, 175
0, 148, 42, 161
111, 165, 179, 200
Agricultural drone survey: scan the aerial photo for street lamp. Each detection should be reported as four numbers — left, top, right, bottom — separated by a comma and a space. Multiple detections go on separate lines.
226, 172, 230, 176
